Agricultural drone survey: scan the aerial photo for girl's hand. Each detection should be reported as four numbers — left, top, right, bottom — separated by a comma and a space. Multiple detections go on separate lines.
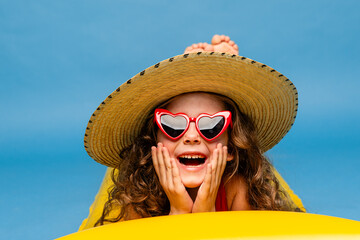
152, 143, 193, 215
192, 143, 227, 213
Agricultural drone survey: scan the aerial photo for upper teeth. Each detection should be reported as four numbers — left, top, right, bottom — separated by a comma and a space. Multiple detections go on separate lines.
179, 155, 204, 159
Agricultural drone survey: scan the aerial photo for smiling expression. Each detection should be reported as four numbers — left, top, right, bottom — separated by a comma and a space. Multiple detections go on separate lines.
156, 92, 230, 188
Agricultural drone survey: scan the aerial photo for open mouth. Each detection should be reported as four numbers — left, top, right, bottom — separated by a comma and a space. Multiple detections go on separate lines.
178, 154, 207, 166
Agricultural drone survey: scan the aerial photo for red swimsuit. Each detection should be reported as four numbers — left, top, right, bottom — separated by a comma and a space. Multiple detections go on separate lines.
215, 182, 228, 211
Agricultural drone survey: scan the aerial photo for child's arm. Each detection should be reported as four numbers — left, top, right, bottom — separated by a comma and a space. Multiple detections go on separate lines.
152, 143, 194, 215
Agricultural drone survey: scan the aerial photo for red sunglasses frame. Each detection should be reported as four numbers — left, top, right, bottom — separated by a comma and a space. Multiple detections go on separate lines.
154, 108, 232, 141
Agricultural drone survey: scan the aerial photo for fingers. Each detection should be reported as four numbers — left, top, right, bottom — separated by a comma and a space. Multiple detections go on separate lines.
162, 145, 175, 190
211, 143, 228, 186
152, 143, 173, 187
193, 144, 227, 213
221, 145, 228, 173
151, 146, 161, 177
157, 144, 167, 175
200, 143, 228, 194
217, 144, 227, 182
202, 162, 212, 194
211, 147, 219, 189
152, 143, 185, 191
171, 157, 183, 190
152, 143, 193, 214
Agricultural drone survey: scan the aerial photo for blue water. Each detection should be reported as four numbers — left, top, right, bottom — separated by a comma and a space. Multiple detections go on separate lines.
1, 0, 359, 239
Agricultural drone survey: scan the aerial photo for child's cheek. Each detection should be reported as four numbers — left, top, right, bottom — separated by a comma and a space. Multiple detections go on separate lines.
156, 131, 178, 157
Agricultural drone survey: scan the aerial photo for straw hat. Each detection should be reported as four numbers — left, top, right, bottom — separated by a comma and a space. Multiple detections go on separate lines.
84, 52, 298, 168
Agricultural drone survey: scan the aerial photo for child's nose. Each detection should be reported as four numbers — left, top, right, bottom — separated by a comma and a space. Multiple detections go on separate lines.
183, 122, 201, 144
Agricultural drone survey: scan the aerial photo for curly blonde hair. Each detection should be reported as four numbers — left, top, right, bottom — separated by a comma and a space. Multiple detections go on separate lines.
95, 93, 302, 226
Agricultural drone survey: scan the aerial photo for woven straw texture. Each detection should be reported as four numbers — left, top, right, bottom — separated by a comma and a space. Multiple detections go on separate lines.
84, 52, 298, 168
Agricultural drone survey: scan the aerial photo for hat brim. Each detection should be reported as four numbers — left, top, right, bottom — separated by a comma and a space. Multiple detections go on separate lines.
84, 52, 298, 168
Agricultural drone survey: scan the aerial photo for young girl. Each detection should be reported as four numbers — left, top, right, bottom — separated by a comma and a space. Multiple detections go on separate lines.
81, 35, 304, 228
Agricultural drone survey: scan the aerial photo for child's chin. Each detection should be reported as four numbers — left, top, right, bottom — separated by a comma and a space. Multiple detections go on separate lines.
181, 177, 205, 188
179, 169, 206, 188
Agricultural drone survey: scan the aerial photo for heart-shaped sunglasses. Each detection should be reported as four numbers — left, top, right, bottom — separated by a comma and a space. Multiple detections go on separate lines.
154, 109, 232, 141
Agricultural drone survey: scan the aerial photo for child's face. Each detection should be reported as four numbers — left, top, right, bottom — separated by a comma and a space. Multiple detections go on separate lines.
156, 92, 230, 188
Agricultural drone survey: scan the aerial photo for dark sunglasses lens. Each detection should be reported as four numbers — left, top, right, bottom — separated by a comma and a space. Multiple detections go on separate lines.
198, 116, 225, 139
160, 115, 187, 138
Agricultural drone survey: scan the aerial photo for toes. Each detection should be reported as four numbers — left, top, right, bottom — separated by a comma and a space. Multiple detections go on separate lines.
184, 46, 192, 53
211, 34, 239, 55
204, 43, 214, 51
185, 36, 238, 55
219, 35, 227, 42
233, 47, 239, 55
218, 35, 230, 43
213, 34, 231, 44
211, 34, 221, 45
184, 42, 213, 53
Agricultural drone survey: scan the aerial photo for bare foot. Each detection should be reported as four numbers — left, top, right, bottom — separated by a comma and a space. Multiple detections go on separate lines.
184, 42, 214, 53
211, 34, 239, 55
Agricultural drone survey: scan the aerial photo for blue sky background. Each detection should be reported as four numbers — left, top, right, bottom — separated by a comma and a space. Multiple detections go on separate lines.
1, 0, 359, 239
